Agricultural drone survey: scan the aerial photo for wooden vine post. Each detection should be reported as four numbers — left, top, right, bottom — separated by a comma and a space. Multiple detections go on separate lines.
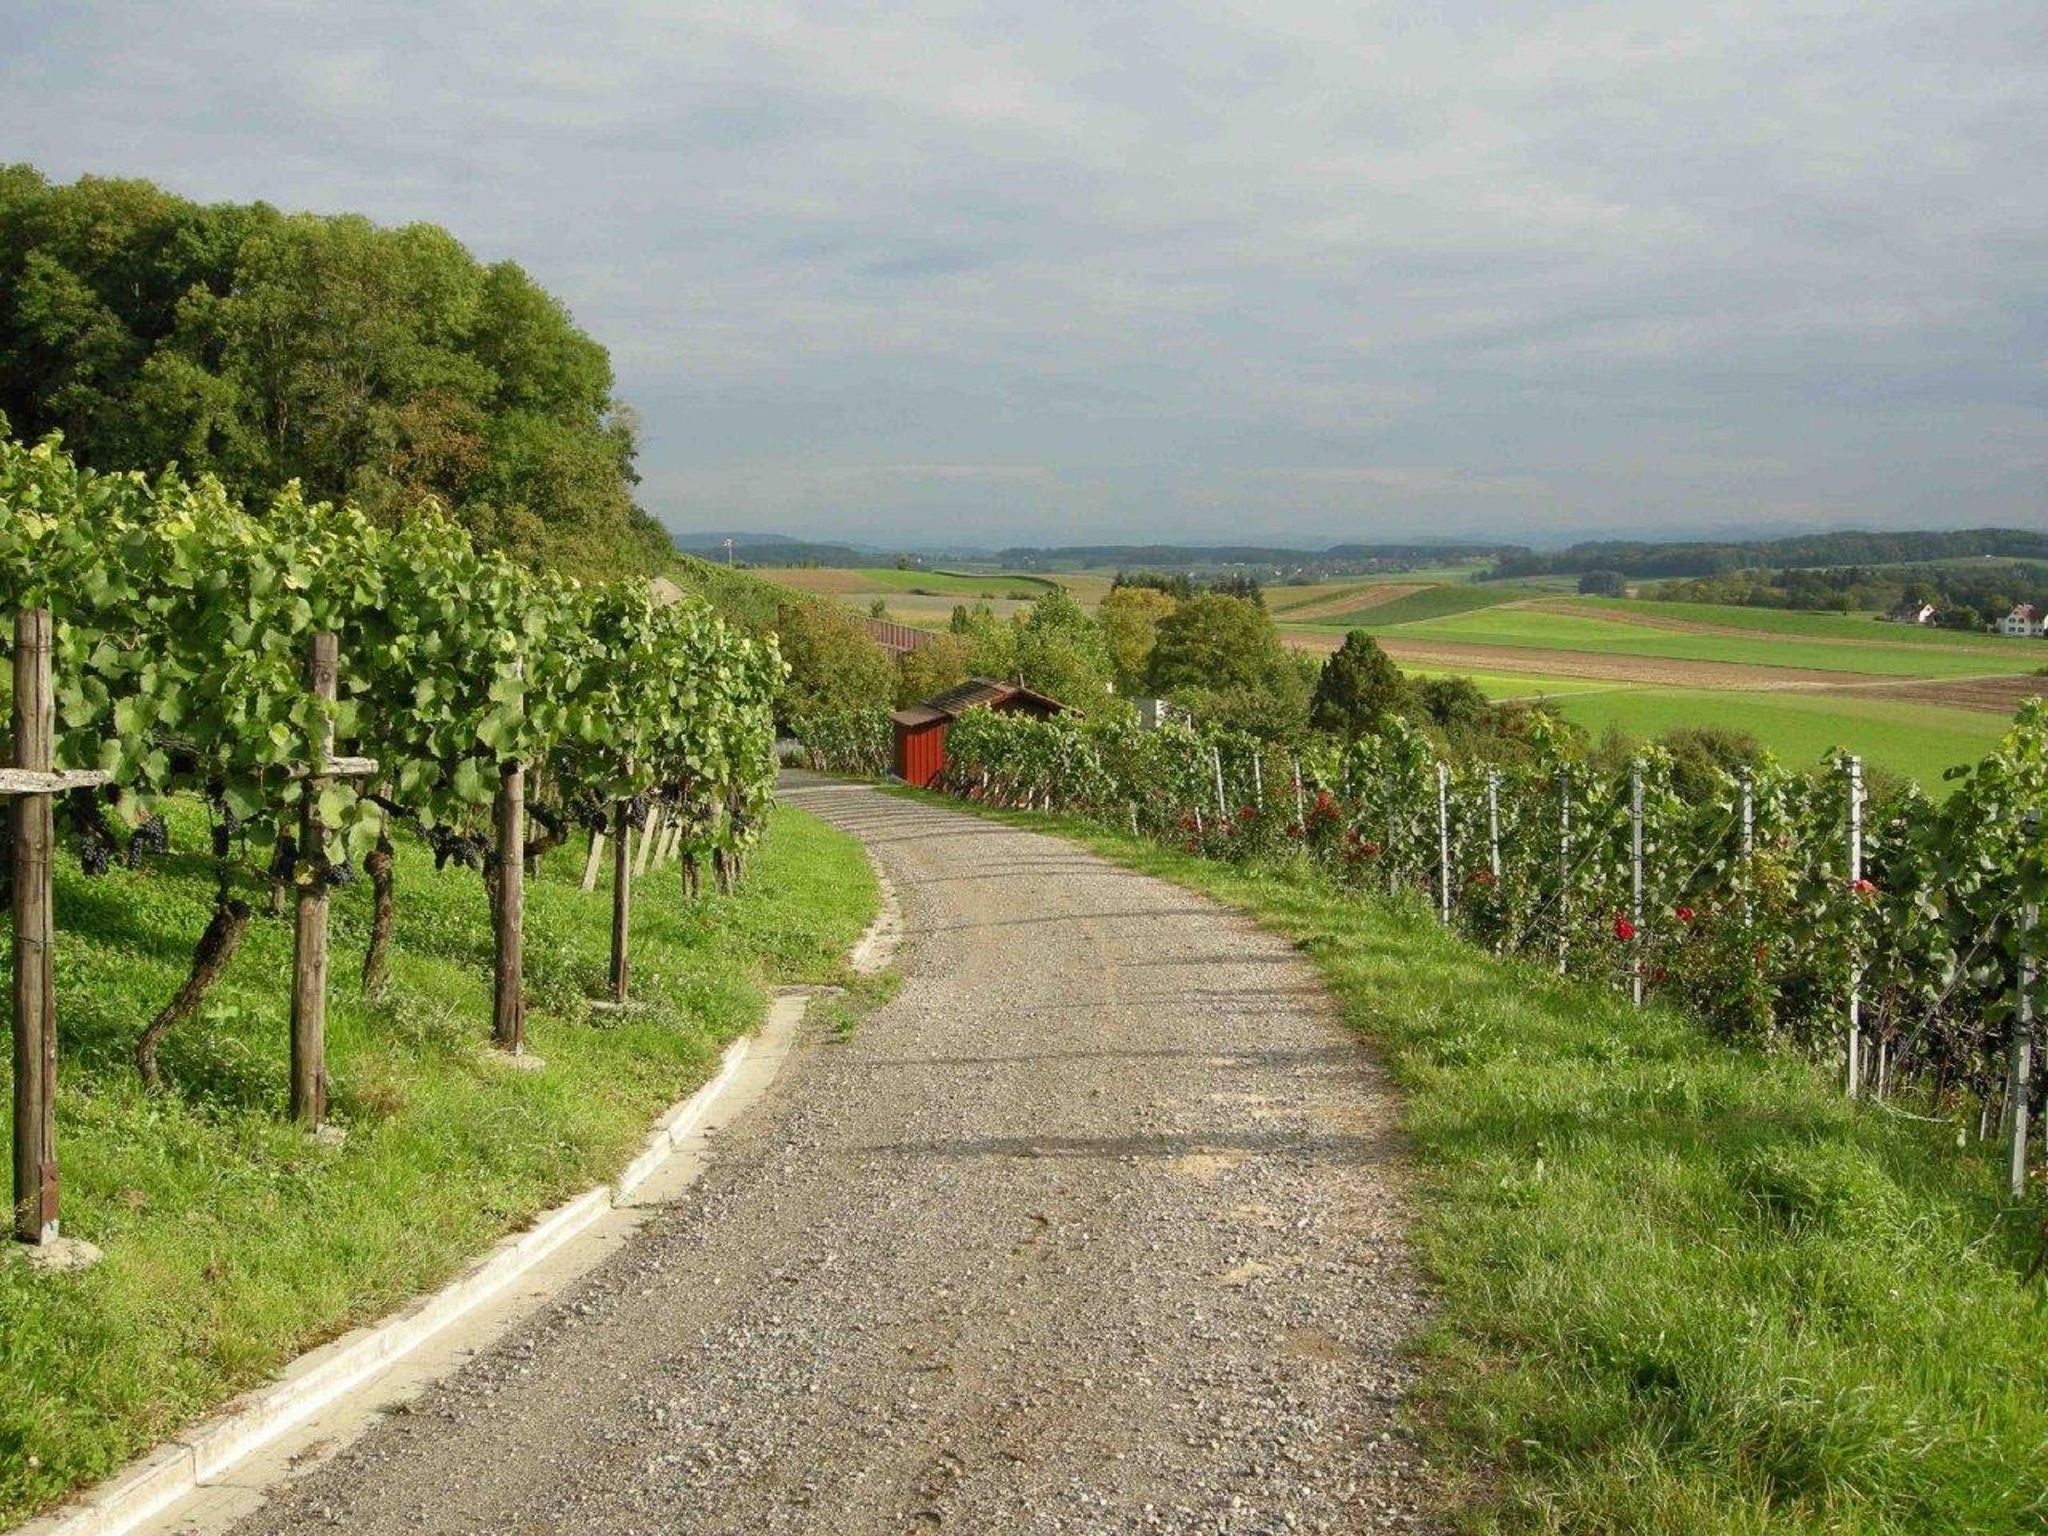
6, 610, 112, 1248
1435, 761, 1451, 925
609, 797, 632, 1004
289, 633, 338, 1128
493, 759, 526, 1053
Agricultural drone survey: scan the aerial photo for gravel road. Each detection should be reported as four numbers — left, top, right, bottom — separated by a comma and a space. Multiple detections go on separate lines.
229, 780, 1434, 1535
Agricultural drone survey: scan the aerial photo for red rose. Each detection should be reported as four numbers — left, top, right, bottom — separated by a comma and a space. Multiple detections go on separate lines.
1852, 877, 1877, 897
1675, 905, 1695, 923
1613, 917, 1636, 941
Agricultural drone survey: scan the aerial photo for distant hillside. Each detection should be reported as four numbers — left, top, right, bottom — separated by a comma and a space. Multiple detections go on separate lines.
1496, 528, 2048, 580
996, 542, 1524, 573
668, 532, 882, 566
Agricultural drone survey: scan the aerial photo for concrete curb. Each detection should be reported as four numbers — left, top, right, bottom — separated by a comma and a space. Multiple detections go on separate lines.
21, 860, 901, 1536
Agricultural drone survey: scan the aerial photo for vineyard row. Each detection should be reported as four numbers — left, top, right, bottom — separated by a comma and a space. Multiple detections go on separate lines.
795, 702, 2048, 1200
2, 435, 784, 1252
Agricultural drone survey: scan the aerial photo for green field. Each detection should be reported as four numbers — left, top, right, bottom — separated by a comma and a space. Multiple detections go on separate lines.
1404, 668, 1619, 699
1571, 597, 2036, 651
1549, 687, 2013, 787
1381, 607, 2045, 679
0, 801, 875, 1527
848, 567, 1060, 596
1309, 583, 1538, 628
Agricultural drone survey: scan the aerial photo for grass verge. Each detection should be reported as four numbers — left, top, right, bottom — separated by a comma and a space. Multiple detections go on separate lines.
901, 789, 2048, 1535
0, 800, 875, 1529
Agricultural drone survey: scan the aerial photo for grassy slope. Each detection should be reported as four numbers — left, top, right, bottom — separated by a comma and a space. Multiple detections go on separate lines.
0, 800, 875, 1528
1384, 609, 2044, 679
1547, 687, 2012, 788
829, 567, 1058, 597
1570, 598, 2032, 651
1302, 584, 1536, 628
935, 797, 2048, 1534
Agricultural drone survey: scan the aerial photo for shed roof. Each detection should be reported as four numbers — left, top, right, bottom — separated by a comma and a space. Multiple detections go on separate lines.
888, 677, 1067, 728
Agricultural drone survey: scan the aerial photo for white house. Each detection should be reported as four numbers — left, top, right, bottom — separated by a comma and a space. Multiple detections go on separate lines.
1997, 604, 2043, 639
1883, 601, 1938, 626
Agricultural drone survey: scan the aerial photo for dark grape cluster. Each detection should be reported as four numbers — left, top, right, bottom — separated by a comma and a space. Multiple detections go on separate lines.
326, 859, 358, 888
623, 795, 651, 830
427, 824, 488, 870
63, 792, 116, 877
126, 812, 170, 868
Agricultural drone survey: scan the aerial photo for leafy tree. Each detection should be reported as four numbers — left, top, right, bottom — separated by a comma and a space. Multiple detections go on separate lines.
1111, 568, 1194, 600
896, 633, 972, 706
1097, 585, 1176, 693
772, 600, 893, 725
1415, 675, 1490, 732
0, 165, 657, 579
1309, 631, 1409, 739
1146, 592, 1307, 738
1578, 569, 1627, 597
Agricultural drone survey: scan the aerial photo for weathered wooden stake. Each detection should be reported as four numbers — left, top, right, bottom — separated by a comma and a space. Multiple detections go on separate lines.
634, 804, 663, 877
580, 829, 606, 892
1292, 757, 1306, 828
609, 800, 632, 1003
1739, 766, 1755, 930
1435, 762, 1451, 925
12, 610, 59, 1244
1557, 767, 1572, 976
1211, 746, 1227, 821
1846, 755, 1864, 1098
1630, 763, 1645, 1007
1487, 771, 1501, 880
1252, 753, 1264, 812
492, 763, 526, 1053
289, 632, 338, 1128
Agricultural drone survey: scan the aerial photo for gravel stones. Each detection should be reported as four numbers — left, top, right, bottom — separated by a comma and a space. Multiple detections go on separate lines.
230, 782, 1437, 1535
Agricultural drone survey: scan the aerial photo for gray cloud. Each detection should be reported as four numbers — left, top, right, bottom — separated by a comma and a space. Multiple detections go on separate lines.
4, 0, 2044, 545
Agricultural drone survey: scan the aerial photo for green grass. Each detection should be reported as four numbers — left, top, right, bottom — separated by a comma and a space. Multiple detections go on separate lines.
1384, 608, 2045, 679
927, 794, 2048, 1534
0, 800, 875, 1529
1548, 687, 2015, 789
1401, 669, 1621, 699
1305, 584, 1541, 628
1570, 597, 2033, 652
842, 566, 1060, 597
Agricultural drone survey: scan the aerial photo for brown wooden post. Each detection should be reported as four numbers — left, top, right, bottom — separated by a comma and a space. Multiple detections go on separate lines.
289, 632, 337, 1127
492, 762, 526, 1051
12, 610, 60, 1244
609, 799, 631, 1003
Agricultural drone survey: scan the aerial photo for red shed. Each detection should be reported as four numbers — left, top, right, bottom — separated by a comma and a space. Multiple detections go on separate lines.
890, 678, 1068, 788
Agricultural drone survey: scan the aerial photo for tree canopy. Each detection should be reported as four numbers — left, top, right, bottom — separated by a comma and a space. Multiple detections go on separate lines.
0, 165, 666, 579
1146, 592, 1308, 738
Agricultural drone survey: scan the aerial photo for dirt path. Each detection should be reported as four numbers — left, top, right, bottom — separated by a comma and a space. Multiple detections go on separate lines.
227, 781, 1433, 1535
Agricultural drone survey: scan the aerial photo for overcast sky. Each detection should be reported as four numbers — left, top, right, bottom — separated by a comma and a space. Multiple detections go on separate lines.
5, 1, 2044, 547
